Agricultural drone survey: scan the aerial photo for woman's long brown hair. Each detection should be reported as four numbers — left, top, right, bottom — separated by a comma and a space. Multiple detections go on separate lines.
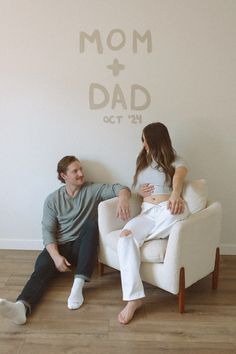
133, 122, 176, 187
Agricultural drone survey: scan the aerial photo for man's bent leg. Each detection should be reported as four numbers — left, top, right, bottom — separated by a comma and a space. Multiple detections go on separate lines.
73, 219, 99, 280
68, 219, 98, 310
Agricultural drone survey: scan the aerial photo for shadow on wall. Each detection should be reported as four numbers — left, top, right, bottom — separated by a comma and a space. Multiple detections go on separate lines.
81, 160, 115, 184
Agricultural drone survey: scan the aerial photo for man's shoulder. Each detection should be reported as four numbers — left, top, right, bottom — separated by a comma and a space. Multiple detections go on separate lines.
80, 181, 93, 192
81, 181, 116, 195
45, 186, 65, 204
82, 181, 93, 188
81, 182, 102, 195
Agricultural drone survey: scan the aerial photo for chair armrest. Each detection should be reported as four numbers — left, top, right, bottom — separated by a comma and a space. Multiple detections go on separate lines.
98, 194, 141, 237
164, 201, 222, 287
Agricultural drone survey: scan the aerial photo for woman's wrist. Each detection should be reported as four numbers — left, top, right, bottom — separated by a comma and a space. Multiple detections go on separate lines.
170, 191, 181, 199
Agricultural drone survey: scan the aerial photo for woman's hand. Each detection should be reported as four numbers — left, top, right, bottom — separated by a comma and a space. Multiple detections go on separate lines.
168, 166, 187, 214
167, 193, 185, 214
138, 183, 154, 198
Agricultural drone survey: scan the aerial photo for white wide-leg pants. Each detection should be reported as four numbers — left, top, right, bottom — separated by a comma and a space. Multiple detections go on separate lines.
117, 201, 189, 301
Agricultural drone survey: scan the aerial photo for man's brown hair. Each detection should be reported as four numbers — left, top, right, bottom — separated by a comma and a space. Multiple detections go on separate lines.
57, 156, 79, 183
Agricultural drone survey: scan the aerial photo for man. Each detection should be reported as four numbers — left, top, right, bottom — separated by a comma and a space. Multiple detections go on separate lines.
0, 156, 130, 324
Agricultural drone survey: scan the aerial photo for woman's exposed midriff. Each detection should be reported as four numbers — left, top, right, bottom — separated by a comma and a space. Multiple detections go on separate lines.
143, 194, 170, 205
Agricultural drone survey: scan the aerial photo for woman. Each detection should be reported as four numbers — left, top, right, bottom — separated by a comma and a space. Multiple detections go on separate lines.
117, 122, 190, 324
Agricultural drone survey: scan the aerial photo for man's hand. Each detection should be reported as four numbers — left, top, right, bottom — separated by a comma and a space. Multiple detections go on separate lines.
53, 254, 71, 272
46, 243, 71, 272
138, 183, 154, 198
116, 189, 131, 221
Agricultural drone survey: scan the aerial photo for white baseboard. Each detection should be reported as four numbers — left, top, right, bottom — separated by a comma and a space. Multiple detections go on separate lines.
0, 240, 236, 255
0, 239, 43, 250
220, 244, 236, 255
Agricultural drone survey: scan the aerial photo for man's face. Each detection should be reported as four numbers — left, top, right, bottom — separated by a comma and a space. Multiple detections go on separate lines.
61, 161, 84, 187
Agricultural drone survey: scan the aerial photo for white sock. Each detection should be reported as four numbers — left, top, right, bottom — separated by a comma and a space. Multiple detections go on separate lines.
67, 278, 85, 310
0, 299, 26, 325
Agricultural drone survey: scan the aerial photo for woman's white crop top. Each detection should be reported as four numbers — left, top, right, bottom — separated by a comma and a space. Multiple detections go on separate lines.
136, 156, 188, 195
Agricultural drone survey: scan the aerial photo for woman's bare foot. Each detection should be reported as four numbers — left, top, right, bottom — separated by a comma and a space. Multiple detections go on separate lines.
118, 299, 142, 325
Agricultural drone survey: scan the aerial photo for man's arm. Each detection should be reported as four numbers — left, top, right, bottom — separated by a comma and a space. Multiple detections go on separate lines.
42, 198, 71, 272
92, 182, 131, 220
116, 188, 131, 221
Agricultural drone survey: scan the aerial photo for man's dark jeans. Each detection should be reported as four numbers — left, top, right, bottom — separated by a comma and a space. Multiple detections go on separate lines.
16, 219, 98, 312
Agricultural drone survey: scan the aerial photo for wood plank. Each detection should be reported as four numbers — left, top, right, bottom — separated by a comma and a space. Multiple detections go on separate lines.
0, 250, 236, 354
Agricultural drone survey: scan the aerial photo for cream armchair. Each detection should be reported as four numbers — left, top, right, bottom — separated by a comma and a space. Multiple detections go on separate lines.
98, 180, 222, 312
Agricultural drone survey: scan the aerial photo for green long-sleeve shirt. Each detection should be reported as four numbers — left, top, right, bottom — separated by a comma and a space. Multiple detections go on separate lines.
42, 182, 128, 246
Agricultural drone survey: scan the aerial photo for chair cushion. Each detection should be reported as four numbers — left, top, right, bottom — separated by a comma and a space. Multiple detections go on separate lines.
183, 179, 208, 214
103, 230, 168, 263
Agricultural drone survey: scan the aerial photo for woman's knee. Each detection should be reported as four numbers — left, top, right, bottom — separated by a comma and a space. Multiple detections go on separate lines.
120, 229, 132, 237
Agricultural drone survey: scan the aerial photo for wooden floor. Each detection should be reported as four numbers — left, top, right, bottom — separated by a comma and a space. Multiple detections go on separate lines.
0, 250, 236, 354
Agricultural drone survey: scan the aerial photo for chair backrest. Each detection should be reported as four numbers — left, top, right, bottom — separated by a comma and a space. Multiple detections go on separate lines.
183, 179, 208, 214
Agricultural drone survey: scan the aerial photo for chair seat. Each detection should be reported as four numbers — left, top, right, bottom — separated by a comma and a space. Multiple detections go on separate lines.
102, 230, 168, 263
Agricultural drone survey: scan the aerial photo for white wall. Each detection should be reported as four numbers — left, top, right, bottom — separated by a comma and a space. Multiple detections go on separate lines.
0, 0, 235, 253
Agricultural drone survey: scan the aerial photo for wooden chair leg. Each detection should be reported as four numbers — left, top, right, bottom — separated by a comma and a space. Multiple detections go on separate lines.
177, 249, 219, 313
178, 267, 185, 313
97, 261, 104, 276
212, 247, 220, 289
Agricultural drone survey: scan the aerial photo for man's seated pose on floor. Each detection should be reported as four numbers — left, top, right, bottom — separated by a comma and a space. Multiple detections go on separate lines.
0, 155, 130, 324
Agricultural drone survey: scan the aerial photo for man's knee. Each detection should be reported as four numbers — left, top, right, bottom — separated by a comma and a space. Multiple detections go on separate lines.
120, 229, 132, 237
81, 219, 99, 243
83, 219, 98, 233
